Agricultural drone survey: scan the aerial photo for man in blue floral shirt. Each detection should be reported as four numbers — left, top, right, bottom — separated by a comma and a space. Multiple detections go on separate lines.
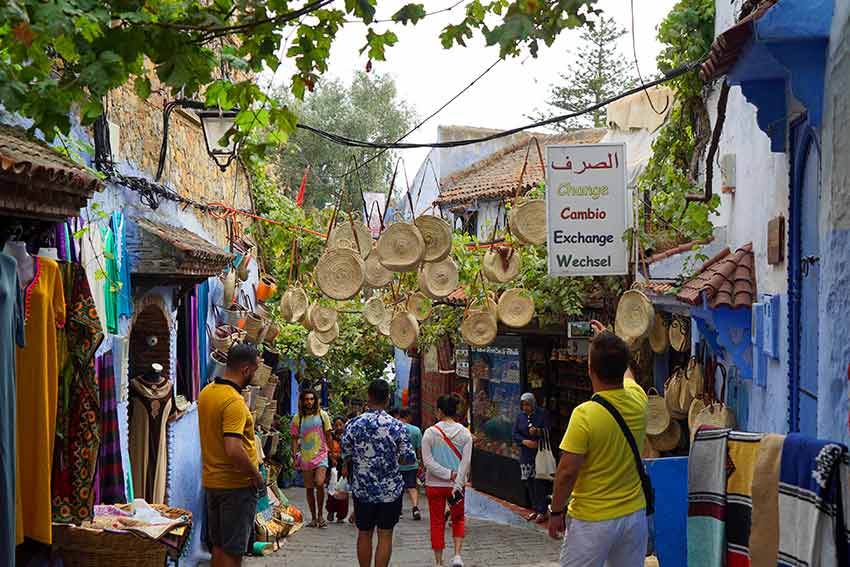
342, 379, 415, 567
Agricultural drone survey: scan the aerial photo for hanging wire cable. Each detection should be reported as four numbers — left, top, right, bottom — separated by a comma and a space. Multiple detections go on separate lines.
629, 0, 669, 116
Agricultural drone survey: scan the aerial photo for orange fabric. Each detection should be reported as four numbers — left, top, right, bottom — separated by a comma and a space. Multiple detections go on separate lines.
16, 258, 65, 544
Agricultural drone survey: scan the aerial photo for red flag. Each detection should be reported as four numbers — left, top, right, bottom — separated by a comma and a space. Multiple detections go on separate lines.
296, 166, 309, 208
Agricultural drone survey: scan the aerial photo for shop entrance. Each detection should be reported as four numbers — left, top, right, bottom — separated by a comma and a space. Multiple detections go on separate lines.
129, 299, 171, 379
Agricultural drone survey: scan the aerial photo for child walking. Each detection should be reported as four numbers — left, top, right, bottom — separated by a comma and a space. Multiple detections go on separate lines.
325, 416, 350, 523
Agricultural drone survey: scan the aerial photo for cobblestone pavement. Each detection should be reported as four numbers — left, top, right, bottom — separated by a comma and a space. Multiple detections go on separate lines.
245, 488, 562, 567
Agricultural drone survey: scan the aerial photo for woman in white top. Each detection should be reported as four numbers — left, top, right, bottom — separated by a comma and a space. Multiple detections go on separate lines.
421, 395, 473, 567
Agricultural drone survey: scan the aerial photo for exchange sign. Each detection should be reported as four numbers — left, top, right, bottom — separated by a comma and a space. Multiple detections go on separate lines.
545, 143, 630, 276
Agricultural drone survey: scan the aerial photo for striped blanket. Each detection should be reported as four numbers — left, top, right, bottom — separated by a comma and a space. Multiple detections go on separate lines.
750, 434, 785, 567
778, 433, 849, 567
726, 431, 763, 567
688, 427, 731, 567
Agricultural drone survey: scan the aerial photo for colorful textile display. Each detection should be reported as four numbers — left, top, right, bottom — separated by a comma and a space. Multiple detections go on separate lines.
16, 256, 65, 545
97, 351, 127, 504
725, 431, 763, 567
110, 212, 132, 320
687, 427, 731, 567
0, 254, 25, 566
129, 375, 174, 504
749, 433, 784, 567
778, 434, 849, 567
102, 225, 120, 334
52, 262, 104, 524
165, 406, 205, 564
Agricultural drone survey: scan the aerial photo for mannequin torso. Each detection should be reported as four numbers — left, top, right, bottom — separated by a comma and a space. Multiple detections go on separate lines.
2, 240, 35, 286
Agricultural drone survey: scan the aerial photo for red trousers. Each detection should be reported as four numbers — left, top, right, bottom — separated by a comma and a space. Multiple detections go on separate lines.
425, 486, 465, 551
326, 494, 349, 521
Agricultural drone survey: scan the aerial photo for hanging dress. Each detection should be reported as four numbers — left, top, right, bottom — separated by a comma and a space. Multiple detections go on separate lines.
129, 376, 173, 504
16, 256, 66, 545
0, 254, 25, 565
52, 261, 103, 523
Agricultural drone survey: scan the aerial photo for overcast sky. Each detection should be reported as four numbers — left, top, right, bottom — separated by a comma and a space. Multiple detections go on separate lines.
268, 0, 678, 173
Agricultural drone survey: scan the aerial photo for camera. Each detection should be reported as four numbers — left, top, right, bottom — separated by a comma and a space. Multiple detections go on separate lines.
445, 490, 464, 520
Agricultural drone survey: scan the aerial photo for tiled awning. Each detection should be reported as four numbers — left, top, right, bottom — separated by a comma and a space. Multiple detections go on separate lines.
676, 243, 755, 309
699, 0, 778, 82
0, 124, 104, 220
129, 216, 233, 279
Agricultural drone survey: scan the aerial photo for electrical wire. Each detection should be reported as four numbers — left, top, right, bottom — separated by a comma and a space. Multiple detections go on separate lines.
343, 0, 466, 24
629, 0, 669, 115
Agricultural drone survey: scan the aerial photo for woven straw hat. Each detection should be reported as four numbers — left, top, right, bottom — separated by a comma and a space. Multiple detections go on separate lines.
414, 215, 452, 262
378, 312, 392, 336
315, 248, 365, 300
648, 419, 681, 452
406, 292, 432, 321
364, 245, 394, 288
315, 321, 339, 344
615, 290, 655, 342
482, 248, 521, 283
377, 222, 425, 272
363, 297, 386, 326
309, 304, 337, 333
390, 311, 419, 349
646, 387, 671, 436
509, 199, 547, 245
329, 221, 372, 259
649, 313, 669, 354
461, 308, 498, 347
669, 318, 689, 352
418, 257, 458, 299
306, 331, 329, 357
497, 288, 535, 328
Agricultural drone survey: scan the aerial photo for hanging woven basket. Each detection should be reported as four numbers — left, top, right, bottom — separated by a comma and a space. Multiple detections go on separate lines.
211, 324, 246, 352
244, 312, 266, 342
615, 290, 655, 343
497, 288, 535, 328
280, 287, 308, 323
694, 402, 736, 431
509, 199, 547, 245
301, 305, 315, 331
648, 419, 682, 452
263, 321, 281, 344
664, 369, 688, 420
649, 313, 669, 354
222, 269, 237, 306
406, 292, 432, 321
306, 332, 330, 357
315, 321, 340, 344
363, 296, 387, 326
378, 312, 392, 336
364, 246, 394, 288
329, 221, 372, 259
390, 311, 419, 349
256, 274, 278, 303
645, 387, 671, 436
236, 252, 252, 281
418, 257, 459, 299
669, 318, 690, 352
315, 248, 365, 300
413, 215, 452, 263
482, 247, 521, 283
309, 304, 337, 333
461, 305, 498, 347
688, 397, 707, 434
376, 222, 425, 272
686, 357, 705, 398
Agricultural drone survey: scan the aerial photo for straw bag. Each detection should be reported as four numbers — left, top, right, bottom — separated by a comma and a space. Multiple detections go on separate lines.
222, 304, 248, 328
482, 247, 521, 283
306, 332, 330, 357
329, 219, 372, 259
222, 269, 237, 306
649, 313, 669, 354
280, 287, 308, 323
244, 311, 266, 342
377, 221, 425, 272
211, 324, 246, 352
645, 387, 671, 436
686, 357, 705, 398
390, 311, 419, 349
263, 321, 281, 344
497, 288, 535, 328
648, 419, 681, 452
664, 369, 688, 420
406, 292, 432, 321
309, 305, 337, 333
363, 296, 387, 326
669, 318, 689, 352
509, 199, 547, 245
413, 215, 452, 263
461, 303, 498, 347
364, 246, 394, 288
315, 321, 339, 344
378, 312, 392, 336
615, 289, 655, 343
236, 252, 252, 281
209, 350, 228, 380
688, 396, 707, 434
693, 364, 736, 430
315, 247, 365, 300
418, 257, 459, 299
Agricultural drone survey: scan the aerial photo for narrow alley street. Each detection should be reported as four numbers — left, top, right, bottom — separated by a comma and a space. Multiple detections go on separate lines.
245, 490, 561, 567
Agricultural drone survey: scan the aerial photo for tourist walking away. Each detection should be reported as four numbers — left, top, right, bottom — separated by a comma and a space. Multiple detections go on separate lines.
198, 343, 264, 567
514, 391, 551, 523
291, 388, 333, 528
398, 408, 423, 520
342, 379, 415, 567
422, 395, 473, 567
548, 322, 651, 567
326, 415, 350, 523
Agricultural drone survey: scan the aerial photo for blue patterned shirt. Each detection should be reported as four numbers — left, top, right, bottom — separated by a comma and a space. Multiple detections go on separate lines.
341, 409, 415, 503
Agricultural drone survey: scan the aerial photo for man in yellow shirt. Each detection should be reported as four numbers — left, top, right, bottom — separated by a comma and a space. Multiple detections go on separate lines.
548, 322, 649, 566
198, 343, 264, 567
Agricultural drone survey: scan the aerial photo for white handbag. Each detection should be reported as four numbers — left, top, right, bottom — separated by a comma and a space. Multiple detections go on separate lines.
534, 429, 557, 481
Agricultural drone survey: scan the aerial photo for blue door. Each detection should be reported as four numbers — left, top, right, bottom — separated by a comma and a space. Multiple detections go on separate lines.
789, 119, 821, 435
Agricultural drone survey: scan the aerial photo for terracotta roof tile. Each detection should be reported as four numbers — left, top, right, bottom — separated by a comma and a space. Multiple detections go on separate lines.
446, 287, 467, 305
700, 0, 778, 81
676, 243, 756, 309
434, 129, 607, 207
131, 216, 233, 277
646, 237, 714, 264
635, 280, 677, 295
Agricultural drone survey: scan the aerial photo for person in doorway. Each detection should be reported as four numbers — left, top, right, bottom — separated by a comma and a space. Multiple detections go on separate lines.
291, 388, 333, 528
422, 395, 473, 567
513, 391, 551, 523
398, 408, 423, 520
342, 379, 415, 567
548, 322, 649, 567
198, 343, 264, 567
326, 415, 350, 523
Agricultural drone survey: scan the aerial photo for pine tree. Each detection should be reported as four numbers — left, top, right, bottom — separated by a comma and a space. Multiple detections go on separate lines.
535, 16, 639, 130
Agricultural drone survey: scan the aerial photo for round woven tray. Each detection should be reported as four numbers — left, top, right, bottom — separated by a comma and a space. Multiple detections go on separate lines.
315, 248, 365, 300
390, 311, 419, 349
497, 288, 535, 328
482, 248, 520, 283
376, 222, 425, 272
509, 199, 547, 245
329, 221, 372, 259
418, 257, 459, 299
413, 215, 452, 263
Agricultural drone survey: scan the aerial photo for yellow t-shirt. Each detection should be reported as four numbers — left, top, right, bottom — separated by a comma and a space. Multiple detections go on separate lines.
198, 380, 258, 489
559, 378, 648, 521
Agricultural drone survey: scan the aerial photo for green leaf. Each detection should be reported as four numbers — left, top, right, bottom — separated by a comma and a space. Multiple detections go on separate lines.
94, 268, 107, 280
53, 35, 79, 63
392, 4, 427, 25
134, 77, 151, 100
81, 99, 103, 121
346, 0, 377, 24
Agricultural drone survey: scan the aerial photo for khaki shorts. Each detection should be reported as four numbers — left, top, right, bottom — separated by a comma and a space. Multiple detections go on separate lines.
205, 486, 260, 556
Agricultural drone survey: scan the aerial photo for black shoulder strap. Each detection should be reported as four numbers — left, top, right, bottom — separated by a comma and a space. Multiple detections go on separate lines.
591, 394, 655, 516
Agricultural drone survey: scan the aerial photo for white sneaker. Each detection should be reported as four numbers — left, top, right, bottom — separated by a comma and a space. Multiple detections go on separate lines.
451, 555, 464, 567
